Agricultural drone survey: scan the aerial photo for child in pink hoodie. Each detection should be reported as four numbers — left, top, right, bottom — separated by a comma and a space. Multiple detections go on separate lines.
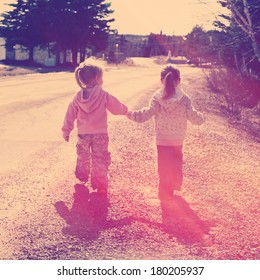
62, 63, 128, 199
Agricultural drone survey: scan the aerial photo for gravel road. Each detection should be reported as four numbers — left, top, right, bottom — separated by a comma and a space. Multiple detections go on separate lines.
0, 62, 259, 260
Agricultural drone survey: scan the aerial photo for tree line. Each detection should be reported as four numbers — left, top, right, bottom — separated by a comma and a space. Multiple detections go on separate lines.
184, 0, 259, 114
185, 0, 259, 77
1, 0, 258, 77
0, 0, 114, 66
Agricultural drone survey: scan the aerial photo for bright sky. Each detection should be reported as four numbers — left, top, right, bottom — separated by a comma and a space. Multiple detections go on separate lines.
0, 0, 227, 36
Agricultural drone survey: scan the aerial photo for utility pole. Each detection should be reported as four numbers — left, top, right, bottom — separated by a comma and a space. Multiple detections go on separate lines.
115, 43, 119, 66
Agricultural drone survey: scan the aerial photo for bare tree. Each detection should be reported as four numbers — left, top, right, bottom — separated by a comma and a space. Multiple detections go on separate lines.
224, 0, 260, 62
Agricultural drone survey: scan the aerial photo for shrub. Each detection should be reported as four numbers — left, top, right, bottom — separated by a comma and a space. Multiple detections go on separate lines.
206, 67, 260, 116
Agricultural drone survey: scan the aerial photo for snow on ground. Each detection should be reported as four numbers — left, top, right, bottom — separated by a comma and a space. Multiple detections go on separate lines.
123, 57, 164, 67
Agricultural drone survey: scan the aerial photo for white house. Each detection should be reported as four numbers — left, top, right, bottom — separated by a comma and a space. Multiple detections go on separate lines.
0, 38, 92, 65
0, 37, 5, 60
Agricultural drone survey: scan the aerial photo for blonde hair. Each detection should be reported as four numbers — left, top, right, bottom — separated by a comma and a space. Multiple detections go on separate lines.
75, 62, 103, 89
160, 66, 180, 99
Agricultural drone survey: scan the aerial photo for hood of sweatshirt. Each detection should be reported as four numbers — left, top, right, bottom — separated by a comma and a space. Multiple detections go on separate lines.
154, 86, 185, 110
73, 85, 106, 113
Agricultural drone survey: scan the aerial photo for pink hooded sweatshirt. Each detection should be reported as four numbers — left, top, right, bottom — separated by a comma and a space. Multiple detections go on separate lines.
62, 85, 128, 138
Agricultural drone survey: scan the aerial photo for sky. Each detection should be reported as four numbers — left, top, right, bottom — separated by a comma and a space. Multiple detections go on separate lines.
109, 0, 227, 35
0, 0, 228, 36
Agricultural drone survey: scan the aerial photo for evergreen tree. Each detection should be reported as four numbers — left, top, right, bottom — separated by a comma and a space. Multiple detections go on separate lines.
215, 0, 260, 75
185, 26, 212, 66
0, 0, 114, 65
47, 0, 114, 65
0, 0, 50, 62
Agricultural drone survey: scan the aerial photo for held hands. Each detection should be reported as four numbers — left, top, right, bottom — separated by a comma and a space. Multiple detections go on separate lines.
127, 111, 141, 122
127, 111, 133, 119
127, 111, 137, 121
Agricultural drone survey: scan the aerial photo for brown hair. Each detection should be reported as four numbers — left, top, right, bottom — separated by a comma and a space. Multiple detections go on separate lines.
160, 66, 180, 99
75, 63, 103, 89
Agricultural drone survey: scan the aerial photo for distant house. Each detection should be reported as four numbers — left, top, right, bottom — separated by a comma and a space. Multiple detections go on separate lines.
0, 38, 94, 66
107, 33, 186, 59
0, 40, 61, 65
0, 37, 5, 60
0, 33, 185, 65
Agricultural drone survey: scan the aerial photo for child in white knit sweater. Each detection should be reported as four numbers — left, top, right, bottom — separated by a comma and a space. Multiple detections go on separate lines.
127, 65, 205, 200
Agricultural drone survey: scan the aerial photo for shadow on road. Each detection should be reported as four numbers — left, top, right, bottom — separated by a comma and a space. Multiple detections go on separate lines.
159, 196, 211, 244
134, 196, 211, 245
54, 184, 132, 241
55, 185, 210, 245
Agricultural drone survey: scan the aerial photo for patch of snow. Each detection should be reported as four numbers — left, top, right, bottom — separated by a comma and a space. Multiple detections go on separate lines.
123, 57, 162, 67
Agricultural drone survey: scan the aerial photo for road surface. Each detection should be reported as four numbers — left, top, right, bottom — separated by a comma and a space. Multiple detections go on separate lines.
0, 62, 259, 260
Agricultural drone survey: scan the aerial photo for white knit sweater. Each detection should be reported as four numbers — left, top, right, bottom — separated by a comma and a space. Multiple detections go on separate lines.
127, 87, 205, 146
